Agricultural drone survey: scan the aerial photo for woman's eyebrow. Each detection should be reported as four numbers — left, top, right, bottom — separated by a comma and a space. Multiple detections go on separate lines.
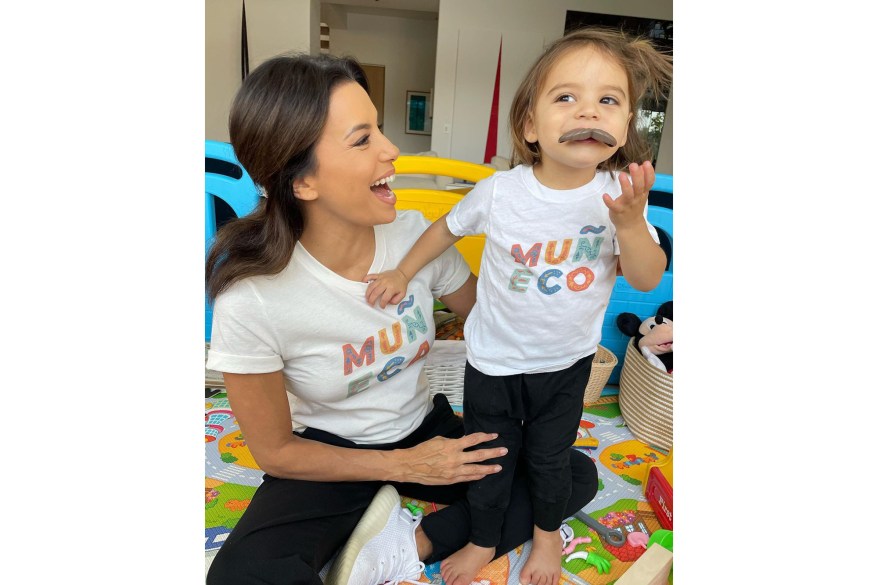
345, 123, 370, 139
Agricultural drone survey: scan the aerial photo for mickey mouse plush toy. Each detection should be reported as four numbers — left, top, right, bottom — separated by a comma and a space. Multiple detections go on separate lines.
616, 301, 673, 374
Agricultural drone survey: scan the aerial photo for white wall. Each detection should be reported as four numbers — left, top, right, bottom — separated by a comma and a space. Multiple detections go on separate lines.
432, 0, 673, 173
328, 12, 438, 153
205, 0, 245, 142
205, 0, 318, 141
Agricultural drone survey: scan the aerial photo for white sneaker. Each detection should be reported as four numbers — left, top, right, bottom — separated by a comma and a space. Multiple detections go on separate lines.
325, 484, 426, 585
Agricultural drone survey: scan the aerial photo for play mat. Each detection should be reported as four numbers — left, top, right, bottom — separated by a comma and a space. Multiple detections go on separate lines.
205, 387, 670, 584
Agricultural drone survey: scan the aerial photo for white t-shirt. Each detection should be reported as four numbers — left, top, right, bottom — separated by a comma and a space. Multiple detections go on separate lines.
206, 210, 471, 445
446, 165, 659, 376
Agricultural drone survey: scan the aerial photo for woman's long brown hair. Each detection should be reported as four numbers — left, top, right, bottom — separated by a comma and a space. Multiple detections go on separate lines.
206, 54, 368, 302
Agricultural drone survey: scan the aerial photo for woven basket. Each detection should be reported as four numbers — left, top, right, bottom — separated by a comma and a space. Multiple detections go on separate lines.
583, 345, 618, 405
425, 341, 620, 408
424, 340, 467, 405
618, 338, 673, 450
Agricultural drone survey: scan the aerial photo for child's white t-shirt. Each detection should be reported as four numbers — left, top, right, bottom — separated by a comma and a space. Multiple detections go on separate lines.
206, 210, 471, 445
446, 165, 660, 376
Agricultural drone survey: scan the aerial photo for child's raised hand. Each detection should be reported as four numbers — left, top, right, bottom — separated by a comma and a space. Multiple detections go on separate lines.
602, 161, 655, 230
364, 269, 411, 308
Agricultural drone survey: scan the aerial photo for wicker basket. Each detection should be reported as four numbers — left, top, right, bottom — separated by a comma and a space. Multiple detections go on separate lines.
583, 345, 618, 405
425, 341, 619, 408
618, 338, 673, 450
424, 340, 467, 405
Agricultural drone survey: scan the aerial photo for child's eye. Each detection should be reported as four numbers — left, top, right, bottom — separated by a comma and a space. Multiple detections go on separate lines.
600, 96, 620, 105
556, 94, 575, 103
353, 134, 370, 147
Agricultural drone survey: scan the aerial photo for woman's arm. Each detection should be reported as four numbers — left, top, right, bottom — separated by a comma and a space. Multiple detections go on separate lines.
224, 370, 505, 483
437, 273, 477, 320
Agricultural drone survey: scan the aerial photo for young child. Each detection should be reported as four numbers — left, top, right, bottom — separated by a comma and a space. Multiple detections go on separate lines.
365, 27, 672, 585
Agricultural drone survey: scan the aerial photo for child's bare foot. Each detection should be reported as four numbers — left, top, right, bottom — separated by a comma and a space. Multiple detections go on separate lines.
440, 542, 495, 585
519, 526, 562, 585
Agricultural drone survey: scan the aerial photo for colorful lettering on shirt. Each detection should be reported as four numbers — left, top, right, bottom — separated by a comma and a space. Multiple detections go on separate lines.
510, 243, 542, 267
402, 307, 427, 342
536, 266, 596, 295
397, 294, 415, 315
378, 322, 404, 354
407, 340, 430, 367
509, 268, 533, 292
342, 337, 375, 375
572, 237, 604, 262
544, 239, 572, 265
567, 266, 595, 291
537, 269, 563, 295
341, 301, 433, 390
507, 227, 607, 295
347, 372, 373, 396
377, 356, 405, 382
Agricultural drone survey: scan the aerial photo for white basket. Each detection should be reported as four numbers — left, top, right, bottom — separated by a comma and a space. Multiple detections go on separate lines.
423, 341, 617, 408
424, 340, 467, 405
618, 338, 673, 450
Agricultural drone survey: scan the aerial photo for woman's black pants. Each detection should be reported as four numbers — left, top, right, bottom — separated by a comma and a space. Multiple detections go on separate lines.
206, 392, 598, 585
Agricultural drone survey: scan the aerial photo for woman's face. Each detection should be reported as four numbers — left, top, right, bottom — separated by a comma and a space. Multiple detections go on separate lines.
297, 81, 400, 228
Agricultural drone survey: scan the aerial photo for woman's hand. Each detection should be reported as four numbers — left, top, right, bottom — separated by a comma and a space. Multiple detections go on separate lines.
394, 432, 507, 485
224, 372, 506, 484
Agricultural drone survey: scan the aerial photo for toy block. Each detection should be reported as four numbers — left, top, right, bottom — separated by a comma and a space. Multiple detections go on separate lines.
615, 542, 673, 585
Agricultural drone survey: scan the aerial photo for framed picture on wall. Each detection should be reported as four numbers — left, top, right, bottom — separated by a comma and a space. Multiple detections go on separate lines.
405, 90, 432, 135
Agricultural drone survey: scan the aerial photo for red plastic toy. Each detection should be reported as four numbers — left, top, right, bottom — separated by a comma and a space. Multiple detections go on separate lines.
643, 452, 673, 530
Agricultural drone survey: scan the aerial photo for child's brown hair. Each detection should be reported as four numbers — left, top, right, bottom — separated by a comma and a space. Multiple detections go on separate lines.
509, 27, 672, 171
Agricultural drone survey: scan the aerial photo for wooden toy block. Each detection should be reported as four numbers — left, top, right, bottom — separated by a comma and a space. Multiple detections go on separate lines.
615, 543, 673, 585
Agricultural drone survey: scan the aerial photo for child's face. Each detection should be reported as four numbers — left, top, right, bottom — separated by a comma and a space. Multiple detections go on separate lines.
525, 46, 633, 177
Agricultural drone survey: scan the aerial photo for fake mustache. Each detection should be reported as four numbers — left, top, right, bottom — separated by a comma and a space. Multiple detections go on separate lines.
558, 128, 617, 147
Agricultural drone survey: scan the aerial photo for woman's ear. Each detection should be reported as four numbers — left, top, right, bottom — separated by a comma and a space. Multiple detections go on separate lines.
292, 177, 318, 201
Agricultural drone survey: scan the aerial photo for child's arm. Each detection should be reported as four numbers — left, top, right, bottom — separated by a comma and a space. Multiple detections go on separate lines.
365, 213, 463, 308
604, 161, 666, 292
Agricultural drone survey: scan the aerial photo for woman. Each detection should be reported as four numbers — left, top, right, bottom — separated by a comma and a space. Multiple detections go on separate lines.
205, 53, 598, 585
